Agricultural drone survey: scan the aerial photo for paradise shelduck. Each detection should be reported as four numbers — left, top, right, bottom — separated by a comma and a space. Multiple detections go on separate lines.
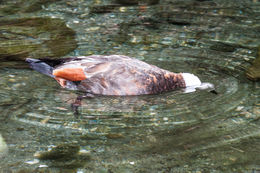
26, 55, 215, 96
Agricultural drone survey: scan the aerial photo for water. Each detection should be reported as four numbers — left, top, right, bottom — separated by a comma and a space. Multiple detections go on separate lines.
0, 0, 259, 172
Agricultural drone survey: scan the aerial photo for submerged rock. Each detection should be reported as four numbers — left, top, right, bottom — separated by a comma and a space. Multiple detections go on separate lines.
246, 46, 260, 81
35, 143, 90, 168
114, 0, 159, 5
106, 133, 124, 139
0, 17, 77, 63
0, 0, 62, 15
89, 4, 120, 14
154, 12, 192, 26
210, 42, 238, 52
36, 143, 80, 160
0, 61, 31, 69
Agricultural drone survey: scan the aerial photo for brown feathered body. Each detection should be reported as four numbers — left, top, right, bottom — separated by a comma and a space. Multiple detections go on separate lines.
26, 55, 186, 96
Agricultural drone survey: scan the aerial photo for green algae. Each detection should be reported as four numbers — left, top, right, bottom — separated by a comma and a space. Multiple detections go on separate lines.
246, 46, 260, 81
0, 17, 77, 62
0, 0, 62, 15
114, 0, 159, 5
37, 143, 80, 160
36, 143, 90, 168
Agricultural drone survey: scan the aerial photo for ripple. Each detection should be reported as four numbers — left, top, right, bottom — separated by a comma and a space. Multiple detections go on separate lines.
1, 0, 260, 171
2, 43, 257, 172
7, 46, 255, 135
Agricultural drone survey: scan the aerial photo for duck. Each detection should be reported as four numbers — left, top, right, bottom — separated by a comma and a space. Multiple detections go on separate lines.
26, 55, 215, 96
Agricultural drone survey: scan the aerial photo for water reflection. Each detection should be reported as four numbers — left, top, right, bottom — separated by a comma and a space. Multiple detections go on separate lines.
0, 0, 259, 172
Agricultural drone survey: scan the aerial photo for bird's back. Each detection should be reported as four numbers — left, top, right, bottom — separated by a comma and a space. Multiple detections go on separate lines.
27, 55, 186, 95
55, 55, 184, 95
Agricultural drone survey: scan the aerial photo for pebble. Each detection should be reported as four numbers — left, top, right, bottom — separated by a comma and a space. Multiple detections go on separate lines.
35, 143, 80, 160
229, 156, 237, 162
85, 26, 100, 32
129, 161, 135, 165
0, 134, 8, 158
163, 117, 168, 121
19, 145, 25, 149
78, 149, 90, 154
39, 165, 48, 168
106, 133, 124, 139
8, 79, 16, 82
25, 159, 39, 165
55, 107, 68, 111
119, 7, 127, 12
147, 135, 157, 143
235, 106, 244, 111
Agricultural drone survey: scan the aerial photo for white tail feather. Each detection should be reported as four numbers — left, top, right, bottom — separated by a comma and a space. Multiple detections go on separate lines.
182, 73, 201, 87
182, 73, 215, 93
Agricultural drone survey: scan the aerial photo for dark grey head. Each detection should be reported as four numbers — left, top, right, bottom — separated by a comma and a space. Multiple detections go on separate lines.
26, 58, 55, 78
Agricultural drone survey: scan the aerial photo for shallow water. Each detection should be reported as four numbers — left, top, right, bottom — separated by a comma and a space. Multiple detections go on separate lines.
0, 0, 260, 172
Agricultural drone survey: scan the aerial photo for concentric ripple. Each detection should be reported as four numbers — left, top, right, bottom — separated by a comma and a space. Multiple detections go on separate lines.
2, 31, 259, 173
11, 46, 255, 130
2, 46, 257, 171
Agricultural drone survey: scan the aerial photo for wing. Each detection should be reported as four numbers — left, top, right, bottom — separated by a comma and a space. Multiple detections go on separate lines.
53, 55, 163, 79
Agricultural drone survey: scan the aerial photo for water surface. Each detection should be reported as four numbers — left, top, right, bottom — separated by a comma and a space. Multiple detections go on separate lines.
0, 0, 259, 172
